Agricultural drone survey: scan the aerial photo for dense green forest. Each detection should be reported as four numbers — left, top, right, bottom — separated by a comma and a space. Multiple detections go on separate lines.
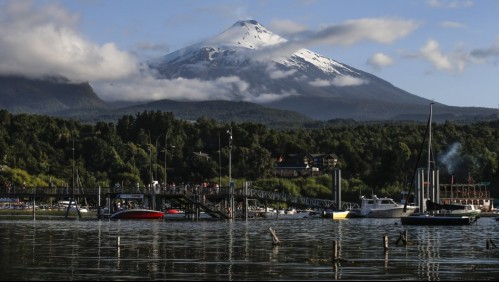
0, 109, 497, 203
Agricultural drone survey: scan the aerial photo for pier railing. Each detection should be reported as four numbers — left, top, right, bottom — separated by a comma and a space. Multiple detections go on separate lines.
0, 185, 359, 211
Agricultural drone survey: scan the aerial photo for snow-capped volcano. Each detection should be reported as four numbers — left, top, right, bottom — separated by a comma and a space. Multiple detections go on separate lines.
148, 20, 472, 120
152, 20, 358, 81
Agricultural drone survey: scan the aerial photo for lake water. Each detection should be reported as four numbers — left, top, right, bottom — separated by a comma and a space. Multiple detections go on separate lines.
0, 216, 498, 281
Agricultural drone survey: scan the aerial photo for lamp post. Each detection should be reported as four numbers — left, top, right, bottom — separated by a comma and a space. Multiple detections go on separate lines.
227, 128, 233, 219
218, 132, 221, 191
148, 145, 153, 189
163, 131, 175, 188
72, 136, 75, 195
164, 135, 167, 188
154, 133, 167, 182
331, 157, 339, 210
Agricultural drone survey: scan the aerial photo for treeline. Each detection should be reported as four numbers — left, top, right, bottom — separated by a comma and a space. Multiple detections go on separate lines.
0, 109, 497, 202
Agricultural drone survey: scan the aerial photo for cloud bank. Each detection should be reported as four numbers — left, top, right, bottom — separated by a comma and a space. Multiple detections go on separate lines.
251, 18, 421, 61
0, 1, 138, 82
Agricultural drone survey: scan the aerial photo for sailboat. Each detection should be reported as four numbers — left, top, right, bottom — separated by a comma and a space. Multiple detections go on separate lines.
400, 103, 478, 226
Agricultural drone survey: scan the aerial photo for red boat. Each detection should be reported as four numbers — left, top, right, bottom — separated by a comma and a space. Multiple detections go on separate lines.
110, 209, 165, 220
166, 208, 182, 214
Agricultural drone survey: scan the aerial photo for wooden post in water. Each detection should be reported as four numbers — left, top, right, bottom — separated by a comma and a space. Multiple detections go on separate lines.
32, 189, 36, 220
117, 236, 121, 258
269, 227, 281, 245
396, 230, 408, 246
487, 238, 497, 249
332, 240, 338, 261
383, 235, 389, 252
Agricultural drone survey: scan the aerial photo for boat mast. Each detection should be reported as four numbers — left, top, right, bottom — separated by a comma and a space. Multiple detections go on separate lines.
426, 103, 433, 210
403, 105, 431, 213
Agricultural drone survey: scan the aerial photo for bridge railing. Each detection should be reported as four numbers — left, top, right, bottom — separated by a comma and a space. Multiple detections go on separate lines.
182, 189, 229, 218
233, 187, 359, 210
0, 185, 359, 211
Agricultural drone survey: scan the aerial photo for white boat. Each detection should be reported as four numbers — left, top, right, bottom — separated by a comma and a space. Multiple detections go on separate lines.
58, 200, 88, 213
249, 207, 317, 219
443, 204, 481, 217
358, 195, 417, 218
426, 201, 481, 217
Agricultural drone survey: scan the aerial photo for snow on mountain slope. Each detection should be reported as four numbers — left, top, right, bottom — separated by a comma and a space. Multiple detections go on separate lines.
154, 20, 356, 77
207, 20, 286, 49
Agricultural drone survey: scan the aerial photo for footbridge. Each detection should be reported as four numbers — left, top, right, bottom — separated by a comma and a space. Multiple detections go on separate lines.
0, 185, 360, 220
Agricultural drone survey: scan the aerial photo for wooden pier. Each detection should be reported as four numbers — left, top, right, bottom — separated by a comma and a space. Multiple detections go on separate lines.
0, 184, 359, 220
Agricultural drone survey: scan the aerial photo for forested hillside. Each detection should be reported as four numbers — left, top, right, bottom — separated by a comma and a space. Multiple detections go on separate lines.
0, 109, 497, 202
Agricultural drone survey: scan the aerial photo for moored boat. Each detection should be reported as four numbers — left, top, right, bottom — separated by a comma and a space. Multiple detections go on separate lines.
401, 104, 478, 226
58, 200, 88, 213
357, 195, 417, 218
401, 214, 476, 225
110, 209, 165, 220
331, 210, 358, 219
426, 201, 481, 218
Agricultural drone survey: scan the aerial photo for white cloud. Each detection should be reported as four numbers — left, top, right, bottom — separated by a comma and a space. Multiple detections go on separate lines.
245, 89, 299, 103
367, 53, 394, 69
268, 19, 309, 37
0, 0, 139, 82
252, 17, 421, 62
309, 79, 332, 87
266, 63, 297, 79
419, 39, 471, 73
420, 39, 454, 72
440, 21, 465, 28
427, 0, 474, 8
332, 76, 367, 87
93, 74, 251, 102
312, 18, 421, 46
92, 70, 296, 103
309, 76, 367, 87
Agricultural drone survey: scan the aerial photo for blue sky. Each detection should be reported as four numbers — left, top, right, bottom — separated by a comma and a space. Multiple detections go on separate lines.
1, 0, 498, 108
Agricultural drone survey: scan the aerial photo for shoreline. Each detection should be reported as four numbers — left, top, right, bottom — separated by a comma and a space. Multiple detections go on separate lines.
0, 209, 98, 220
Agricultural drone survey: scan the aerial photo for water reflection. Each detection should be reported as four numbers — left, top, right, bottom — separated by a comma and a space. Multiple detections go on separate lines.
0, 218, 498, 280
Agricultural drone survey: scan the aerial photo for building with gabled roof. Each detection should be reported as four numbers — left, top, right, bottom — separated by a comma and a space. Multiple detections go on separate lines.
275, 153, 337, 178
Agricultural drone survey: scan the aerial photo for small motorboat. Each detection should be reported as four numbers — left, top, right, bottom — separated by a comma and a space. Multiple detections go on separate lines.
110, 209, 164, 220
331, 210, 359, 219
358, 195, 417, 218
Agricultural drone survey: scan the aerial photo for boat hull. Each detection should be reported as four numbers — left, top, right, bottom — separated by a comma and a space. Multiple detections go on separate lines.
363, 207, 417, 218
400, 214, 475, 225
358, 195, 418, 218
331, 210, 357, 219
110, 209, 164, 220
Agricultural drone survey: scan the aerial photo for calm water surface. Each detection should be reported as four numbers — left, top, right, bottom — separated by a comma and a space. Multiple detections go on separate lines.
1, 217, 498, 280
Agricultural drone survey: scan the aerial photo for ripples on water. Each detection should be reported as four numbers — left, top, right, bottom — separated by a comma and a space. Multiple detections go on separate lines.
0, 217, 498, 280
